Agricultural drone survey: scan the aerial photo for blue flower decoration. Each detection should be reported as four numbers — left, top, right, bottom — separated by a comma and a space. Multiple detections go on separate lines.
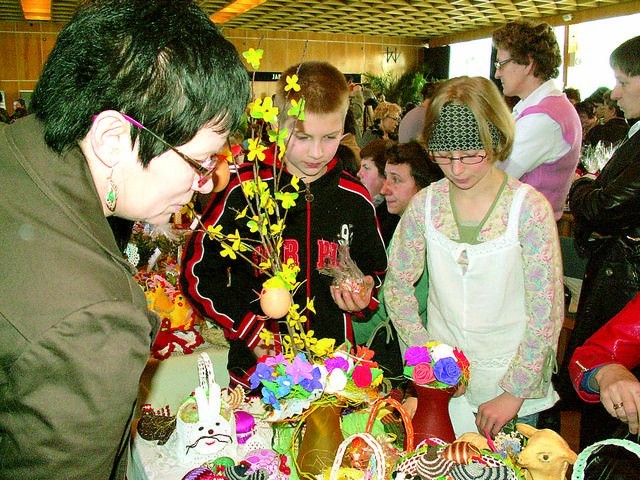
433, 357, 462, 385
250, 362, 275, 390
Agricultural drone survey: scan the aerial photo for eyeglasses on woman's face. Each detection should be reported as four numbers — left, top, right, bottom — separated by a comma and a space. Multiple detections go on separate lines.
429, 152, 487, 165
120, 113, 218, 188
494, 58, 513, 71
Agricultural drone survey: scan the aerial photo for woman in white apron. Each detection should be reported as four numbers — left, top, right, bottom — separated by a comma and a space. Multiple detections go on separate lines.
385, 76, 564, 438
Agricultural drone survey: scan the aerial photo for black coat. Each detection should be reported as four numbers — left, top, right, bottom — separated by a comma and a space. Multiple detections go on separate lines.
561, 127, 640, 446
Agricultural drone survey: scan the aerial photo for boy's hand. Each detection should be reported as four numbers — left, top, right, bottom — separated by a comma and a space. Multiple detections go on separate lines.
330, 275, 374, 312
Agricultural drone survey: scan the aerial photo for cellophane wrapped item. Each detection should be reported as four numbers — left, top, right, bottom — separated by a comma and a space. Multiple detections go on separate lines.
318, 239, 365, 294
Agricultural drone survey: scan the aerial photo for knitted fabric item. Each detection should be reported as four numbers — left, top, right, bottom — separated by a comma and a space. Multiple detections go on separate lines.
428, 103, 501, 153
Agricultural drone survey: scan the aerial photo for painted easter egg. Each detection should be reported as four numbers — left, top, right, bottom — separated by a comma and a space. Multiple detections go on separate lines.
259, 287, 291, 319
212, 160, 231, 192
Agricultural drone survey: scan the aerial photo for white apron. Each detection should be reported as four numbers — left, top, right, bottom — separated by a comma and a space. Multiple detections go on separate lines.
424, 184, 558, 436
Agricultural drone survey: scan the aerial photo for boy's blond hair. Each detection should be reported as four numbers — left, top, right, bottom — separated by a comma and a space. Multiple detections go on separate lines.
275, 61, 349, 126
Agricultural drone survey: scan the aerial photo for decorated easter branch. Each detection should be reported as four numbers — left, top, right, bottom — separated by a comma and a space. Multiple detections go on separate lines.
187, 44, 328, 362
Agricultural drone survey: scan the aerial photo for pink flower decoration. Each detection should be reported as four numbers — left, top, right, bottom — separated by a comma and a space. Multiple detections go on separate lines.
352, 365, 373, 388
285, 354, 314, 383
412, 362, 436, 385
405, 346, 430, 366
324, 356, 349, 373
265, 353, 286, 367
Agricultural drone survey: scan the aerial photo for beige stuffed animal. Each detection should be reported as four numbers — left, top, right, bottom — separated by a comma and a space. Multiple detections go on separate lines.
516, 424, 577, 480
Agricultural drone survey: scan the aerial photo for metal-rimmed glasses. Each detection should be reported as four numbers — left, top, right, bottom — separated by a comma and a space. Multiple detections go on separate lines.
494, 58, 513, 70
429, 152, 488, 165
120, 113, 218, 188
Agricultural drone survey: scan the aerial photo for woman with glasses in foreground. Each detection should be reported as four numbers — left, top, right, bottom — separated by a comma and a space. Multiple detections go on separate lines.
385, 76, 564, 438
0, 0, 249, 477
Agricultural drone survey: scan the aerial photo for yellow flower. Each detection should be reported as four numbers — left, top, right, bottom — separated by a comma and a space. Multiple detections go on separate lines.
247, 138, 267, 162
258, 258, 272, 271
247, 215, 266, 235
371, 374, 383, 387
268, 127, 289, 153
269, 219, 285, 235
235, 206, 248, 220
206, 224, 224, 240
290, 175, 301, 191
259, 328, 275, 346
219, 242, 237, 259
306, 298, 316, 314
284, 74, 301, 92
242, 180, 257, 198
299, 329, 318, 349
228, 230, 242, 251
275, 191, 298, 209
288, 98, 306, 121
242, 48, 263, 70
310, 337, 335, 357
248, 96, 278, 124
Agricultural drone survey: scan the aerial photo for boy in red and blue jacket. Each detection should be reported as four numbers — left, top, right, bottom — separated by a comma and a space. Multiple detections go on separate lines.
181, 61, 387, 388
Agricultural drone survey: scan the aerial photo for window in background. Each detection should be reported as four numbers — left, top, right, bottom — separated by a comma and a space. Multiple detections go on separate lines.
565, 13, 640, 101
449, 37, 492, 79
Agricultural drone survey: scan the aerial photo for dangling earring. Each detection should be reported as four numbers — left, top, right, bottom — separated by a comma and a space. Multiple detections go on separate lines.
105, 168, 118, 212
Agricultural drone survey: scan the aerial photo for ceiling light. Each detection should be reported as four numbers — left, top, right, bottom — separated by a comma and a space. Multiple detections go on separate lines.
20, 0, 51, 20
211, 0, 268, 24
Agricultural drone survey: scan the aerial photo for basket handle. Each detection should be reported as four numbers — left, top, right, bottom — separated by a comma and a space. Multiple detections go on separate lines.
330, 432, 386, 480
571, 438, 640, 480
365, 397, 415, 452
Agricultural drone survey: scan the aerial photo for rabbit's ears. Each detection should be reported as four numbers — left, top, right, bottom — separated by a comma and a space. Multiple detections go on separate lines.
195, 353, 222, 423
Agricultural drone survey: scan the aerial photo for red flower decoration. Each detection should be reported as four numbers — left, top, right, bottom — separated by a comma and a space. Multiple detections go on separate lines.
354, 345, 379, 368
352, 365, 373, 388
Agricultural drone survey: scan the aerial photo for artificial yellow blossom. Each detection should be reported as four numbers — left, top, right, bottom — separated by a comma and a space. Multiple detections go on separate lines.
268, 127, 289, 153
247, 137, 267, 162
242, 48, 263, 70
258, 258, 272, 272
284, 74, 301, 92
259, 328, 275, 346
219, 242, 237, 259
242, 180, 258, 199
370, 373, 384, 387
269, 219, 285, 235
306, 297, 316, 314
180, 201, 194, 216
235, 206, 248, 220
275, 191, 298, 209
288, 98, 306, 121
228, 229, 243, 251
299, 329, 318, 349
206, 224, 225, 240
248, 96, 278, 124
310, 337, 335, 357
247, 214, 266, 235
290, 175, 301, 191
280, 259, 300, 288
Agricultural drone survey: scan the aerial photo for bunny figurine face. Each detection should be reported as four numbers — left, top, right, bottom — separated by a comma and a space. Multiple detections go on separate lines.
174, 353, 238, 461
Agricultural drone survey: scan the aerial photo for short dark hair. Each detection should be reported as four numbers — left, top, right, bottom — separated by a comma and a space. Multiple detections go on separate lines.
492, 20, 561, 81
360, 138, 393, 176
575, 101, 596, 119
275, 61, 349, 126
421, 81, 440, 101
14, 98, 26, 108
385, 141, 443, 190
31, 0, 250, 164
563, 88, 581, 104
586, 86, 611, 105
610, 35, 640, 77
